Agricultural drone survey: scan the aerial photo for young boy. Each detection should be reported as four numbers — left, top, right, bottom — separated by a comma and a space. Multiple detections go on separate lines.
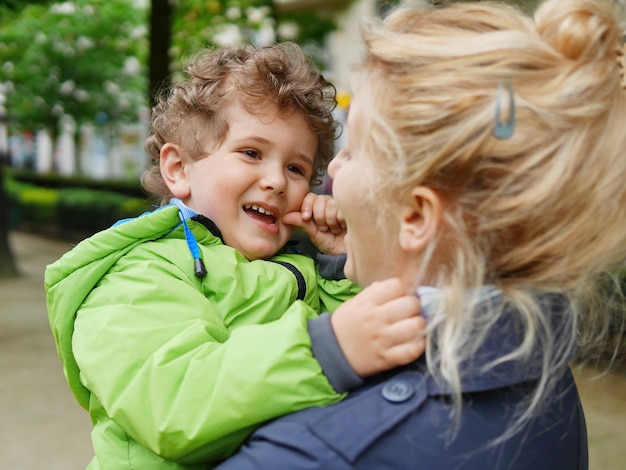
45, 43, 424, 469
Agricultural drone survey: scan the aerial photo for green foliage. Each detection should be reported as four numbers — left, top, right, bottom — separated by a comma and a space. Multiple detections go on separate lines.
9, 168, 146, 198
276, 9, 336, 68
4, 171, 29, 199
15, 186, 60, 224
119, 197, 153, 218
0, 0, 148, 134
5, 172, 152, 235
57, 187, 148, 232
0, 0, 55, 12
173, 0, 273, 54
171, 0, 338, 75
1, 0, 347, 140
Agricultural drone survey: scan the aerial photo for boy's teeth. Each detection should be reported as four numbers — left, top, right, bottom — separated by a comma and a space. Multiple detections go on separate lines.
244, 204, 274, 216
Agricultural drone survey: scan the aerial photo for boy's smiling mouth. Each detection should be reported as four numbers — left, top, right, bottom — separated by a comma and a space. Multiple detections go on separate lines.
243, 204, 278, 225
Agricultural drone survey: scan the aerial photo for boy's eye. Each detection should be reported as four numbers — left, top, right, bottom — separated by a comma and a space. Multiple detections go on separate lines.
287, 164, 306, 176
242, 149, 260, 159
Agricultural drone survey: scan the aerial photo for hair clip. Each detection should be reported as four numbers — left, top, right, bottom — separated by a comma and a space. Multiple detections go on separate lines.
493, 80, 515, 140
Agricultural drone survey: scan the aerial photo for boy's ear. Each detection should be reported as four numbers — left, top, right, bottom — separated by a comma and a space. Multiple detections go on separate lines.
398, 186, 442, 253
160, 143, 191, 199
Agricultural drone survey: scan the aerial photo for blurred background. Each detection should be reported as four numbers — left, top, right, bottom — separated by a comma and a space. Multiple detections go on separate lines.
0, 1, 624, 469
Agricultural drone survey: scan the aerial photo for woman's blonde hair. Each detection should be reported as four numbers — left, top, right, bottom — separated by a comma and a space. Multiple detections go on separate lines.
358, 0, 626, 439
142, 42, 338, 203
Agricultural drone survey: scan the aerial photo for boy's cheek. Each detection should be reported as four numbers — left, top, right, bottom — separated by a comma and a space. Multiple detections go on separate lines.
282, 225, 295, 239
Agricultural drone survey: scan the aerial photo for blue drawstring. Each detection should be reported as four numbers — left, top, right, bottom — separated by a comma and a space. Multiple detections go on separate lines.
171, 198, 207, 278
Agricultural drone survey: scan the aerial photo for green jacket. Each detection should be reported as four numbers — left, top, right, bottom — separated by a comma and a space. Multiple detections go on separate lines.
45, 204, 360, 469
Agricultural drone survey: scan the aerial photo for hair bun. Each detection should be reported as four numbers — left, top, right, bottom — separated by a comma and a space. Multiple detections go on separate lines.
535, 0, 622, 62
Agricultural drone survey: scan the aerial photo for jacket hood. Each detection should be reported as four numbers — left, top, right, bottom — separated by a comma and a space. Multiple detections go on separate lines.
45, 205, 184, 409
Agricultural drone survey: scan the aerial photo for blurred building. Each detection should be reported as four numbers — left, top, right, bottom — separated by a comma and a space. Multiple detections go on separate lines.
276, 0, 373, 93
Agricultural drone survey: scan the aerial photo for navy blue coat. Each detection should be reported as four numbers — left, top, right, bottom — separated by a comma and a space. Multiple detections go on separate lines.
217, 292, 587, 470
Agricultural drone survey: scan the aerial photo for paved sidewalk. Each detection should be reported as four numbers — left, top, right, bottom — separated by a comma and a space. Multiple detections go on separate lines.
1, 231, 93, 470
1, 230, 624, 469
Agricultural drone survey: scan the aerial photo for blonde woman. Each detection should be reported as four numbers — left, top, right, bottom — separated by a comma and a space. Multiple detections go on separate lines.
218, 0, 626, 468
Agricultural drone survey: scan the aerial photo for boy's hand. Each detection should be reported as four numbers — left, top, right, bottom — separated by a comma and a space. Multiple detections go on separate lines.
331, 278, 425, 377
283, 193, 346, 255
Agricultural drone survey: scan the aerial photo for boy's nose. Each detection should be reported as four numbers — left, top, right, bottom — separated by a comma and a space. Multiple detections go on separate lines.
260, 168, 287, 195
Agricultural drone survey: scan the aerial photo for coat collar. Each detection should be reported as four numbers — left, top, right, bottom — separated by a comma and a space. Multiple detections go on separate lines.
410, 287, 576, 395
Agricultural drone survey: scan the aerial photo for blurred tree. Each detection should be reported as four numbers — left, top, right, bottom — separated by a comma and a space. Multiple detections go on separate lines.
2, 1, 342, 123
149, 0, 172, 107
0, 0, 147, 277
0, 0, 54, 11
0, 2, 37, 278
0, 0, 148, 136
0, 172, 17, 278
0, 97, 17, 278
169, 0, 337, 82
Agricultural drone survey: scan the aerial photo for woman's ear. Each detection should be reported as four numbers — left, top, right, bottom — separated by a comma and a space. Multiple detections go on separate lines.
398, 186, 443, 253
160, 143, 191, 199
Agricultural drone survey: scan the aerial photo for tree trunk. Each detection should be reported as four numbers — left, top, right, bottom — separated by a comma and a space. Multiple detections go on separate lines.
0, 151, 19, 279
149, 0, 173, 108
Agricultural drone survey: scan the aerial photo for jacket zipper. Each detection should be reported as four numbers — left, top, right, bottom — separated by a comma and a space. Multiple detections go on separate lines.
270, 261, 307, 301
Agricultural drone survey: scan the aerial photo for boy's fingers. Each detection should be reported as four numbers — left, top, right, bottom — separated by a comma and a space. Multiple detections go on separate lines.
322, 200, 344, 233
325, 210, 344, 234
282, 211, 304, 227
311, 196, 334, 229
311, 194, 330, 216
300, 193, 317, 221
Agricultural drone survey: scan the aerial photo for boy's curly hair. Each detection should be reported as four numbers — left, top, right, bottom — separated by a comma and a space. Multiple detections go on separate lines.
143, 42, 338, 203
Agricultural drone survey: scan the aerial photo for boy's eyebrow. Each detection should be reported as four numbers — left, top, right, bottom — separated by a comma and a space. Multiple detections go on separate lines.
295, 152, 315, 168
240, 136, 315, 167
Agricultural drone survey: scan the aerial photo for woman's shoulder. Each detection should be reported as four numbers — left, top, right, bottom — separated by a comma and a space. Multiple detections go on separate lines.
221, 366, 585, 470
